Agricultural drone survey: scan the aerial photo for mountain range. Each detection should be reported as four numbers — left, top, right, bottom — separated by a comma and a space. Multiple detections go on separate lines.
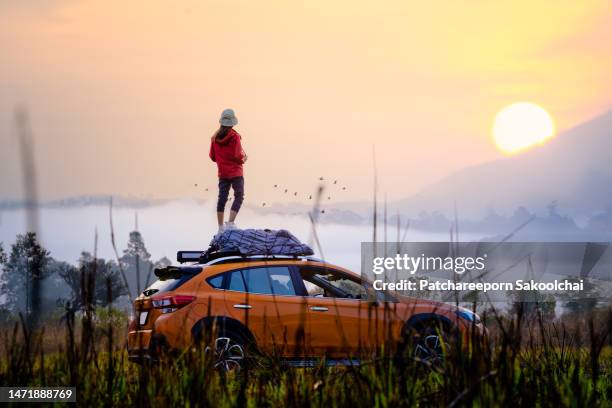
399, 109, 612, 217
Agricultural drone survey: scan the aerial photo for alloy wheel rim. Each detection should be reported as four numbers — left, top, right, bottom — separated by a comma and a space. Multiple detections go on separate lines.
205, 336, 245, 372
414, 334, 449, 365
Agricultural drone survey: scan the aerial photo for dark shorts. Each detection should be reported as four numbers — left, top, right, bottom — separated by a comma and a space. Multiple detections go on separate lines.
217, 176, 244, 213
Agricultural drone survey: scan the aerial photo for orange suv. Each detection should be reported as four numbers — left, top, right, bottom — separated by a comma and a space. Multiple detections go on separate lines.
128, 253, 485, 369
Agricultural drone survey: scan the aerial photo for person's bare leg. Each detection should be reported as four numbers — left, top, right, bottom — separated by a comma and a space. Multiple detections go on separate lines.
217, 211, 224, 227
229, 210, 238, 222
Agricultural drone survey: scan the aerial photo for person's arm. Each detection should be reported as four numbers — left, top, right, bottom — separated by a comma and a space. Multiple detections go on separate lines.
231, 135, 245, 164
209, 137, 216, 162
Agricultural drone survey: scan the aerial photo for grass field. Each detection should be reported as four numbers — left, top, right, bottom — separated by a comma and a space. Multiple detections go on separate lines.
0, 307, 610, 407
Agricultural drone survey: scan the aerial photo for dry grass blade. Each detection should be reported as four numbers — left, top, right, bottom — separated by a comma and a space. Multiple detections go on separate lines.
109, 196, 133, 299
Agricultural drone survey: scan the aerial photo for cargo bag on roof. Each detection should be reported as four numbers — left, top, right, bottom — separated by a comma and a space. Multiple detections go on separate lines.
201, 229, 314, 262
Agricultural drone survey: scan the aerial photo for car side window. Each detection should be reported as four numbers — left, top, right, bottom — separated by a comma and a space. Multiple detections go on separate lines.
300, 268, 367, 299
227, 266, 296, 296
207, 274, 224, 289
324, 275, 367, 299
242, 268, 273, 294
229, 270, 247, 292
303, 279, 325, 297
267, 268, 296, 296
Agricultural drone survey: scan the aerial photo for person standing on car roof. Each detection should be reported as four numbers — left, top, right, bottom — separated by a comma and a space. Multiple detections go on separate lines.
209, 108, 247, 233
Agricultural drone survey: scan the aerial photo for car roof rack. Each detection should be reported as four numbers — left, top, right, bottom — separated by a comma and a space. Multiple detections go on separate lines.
176, 250, 322, 265
206, 254, 324, 266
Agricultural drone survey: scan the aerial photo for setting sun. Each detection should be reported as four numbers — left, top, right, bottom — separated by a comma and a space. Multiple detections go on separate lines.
493, 102, 555, 154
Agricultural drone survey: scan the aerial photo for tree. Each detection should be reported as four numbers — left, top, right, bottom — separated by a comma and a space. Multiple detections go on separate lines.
0, 233, 51, 313
123, 231, 151, 261
155, 256, 172, 268
0, 243, 6, 285
0, 243, 6, 266
120, 231, 153, 295
0, 243, 9, 321
57, 252, 127, 310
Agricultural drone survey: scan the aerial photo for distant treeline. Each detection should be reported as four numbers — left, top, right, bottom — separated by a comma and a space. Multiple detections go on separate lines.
0, 230, 169, 322
0, 195, 166, 210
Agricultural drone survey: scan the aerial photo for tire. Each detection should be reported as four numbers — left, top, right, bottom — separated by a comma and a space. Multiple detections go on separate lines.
412, 323, 451, 368
203, 329, 247, 372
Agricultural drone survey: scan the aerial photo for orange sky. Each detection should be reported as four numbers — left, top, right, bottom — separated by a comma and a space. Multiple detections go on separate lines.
1, 0, 611, 203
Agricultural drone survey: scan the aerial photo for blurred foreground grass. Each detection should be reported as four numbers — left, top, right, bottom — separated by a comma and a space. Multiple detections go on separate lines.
0, 309, 610, 407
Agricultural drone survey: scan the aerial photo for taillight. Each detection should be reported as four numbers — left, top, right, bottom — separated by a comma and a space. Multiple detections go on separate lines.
151, 295, 195, 313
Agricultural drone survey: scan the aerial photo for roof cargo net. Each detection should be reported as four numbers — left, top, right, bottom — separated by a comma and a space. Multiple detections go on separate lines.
201, 229, 314, 262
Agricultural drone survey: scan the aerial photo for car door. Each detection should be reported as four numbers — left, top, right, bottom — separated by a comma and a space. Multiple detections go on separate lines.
221, 265, 310, 355
297, 266, 392, 357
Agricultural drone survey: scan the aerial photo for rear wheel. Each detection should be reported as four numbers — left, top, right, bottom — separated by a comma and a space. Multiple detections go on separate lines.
204, 331, 246, 372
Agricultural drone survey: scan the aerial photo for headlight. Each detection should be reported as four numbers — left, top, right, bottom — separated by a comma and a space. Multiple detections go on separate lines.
456, 309, 481, 324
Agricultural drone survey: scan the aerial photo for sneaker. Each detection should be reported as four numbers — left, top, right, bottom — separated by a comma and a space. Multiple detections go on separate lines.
224, 221, 238, 231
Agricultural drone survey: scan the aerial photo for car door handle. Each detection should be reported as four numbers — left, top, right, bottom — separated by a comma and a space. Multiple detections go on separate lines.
233, 304, 252, 309
310, 306, 328, 312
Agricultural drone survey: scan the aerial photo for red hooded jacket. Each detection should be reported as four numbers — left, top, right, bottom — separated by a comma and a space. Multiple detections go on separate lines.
209, 128, 245, 178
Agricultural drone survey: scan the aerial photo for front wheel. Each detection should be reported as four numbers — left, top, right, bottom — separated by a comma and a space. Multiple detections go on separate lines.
413, 325, 450, 368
